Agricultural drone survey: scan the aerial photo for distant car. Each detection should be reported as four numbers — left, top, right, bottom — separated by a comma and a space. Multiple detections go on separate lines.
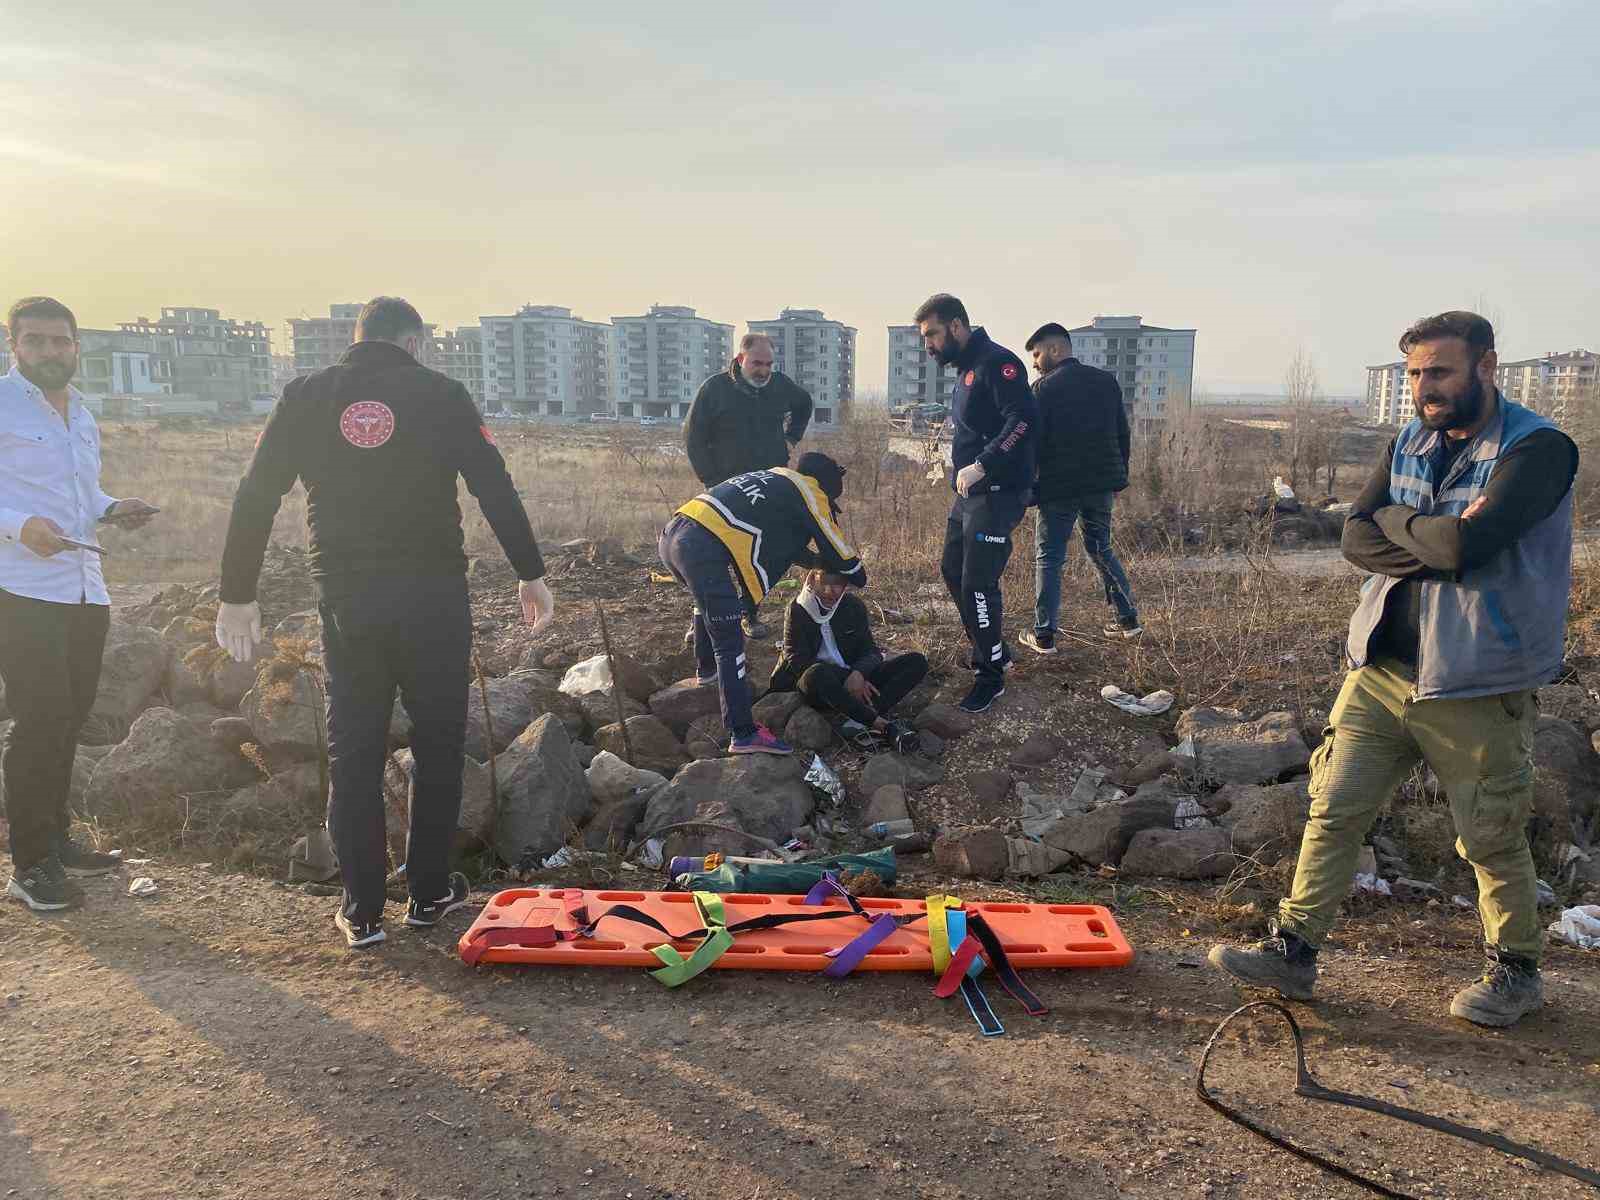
639, 416, 660, 426
588, 412, 618, 423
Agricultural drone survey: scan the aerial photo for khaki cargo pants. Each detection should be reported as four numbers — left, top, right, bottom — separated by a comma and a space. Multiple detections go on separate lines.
1278, 659, 1542, 960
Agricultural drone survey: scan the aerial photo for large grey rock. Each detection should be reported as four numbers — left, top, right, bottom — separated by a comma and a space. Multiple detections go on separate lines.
494, 714, 593, 867
785, 706, 835, 751
933, 827, 1009, 879
210, 716, 256, 752
577, 689, 648, 733
915, 703, 975, 740
605, 651, 661, 705
647, 679, 724, 737
1009, 733, 1062, 770
82, 622, 170, 744
225, 762, 323, 823
1217, 780, 1314, 865
752, 690, 804, 735
582, 795, 650, 851
240, 670, 324, 762
1040, 783, 1180, 866
1121, 827, 1234, 879
464, 675, 540, 759
864, 784, 910, 825
68, 743, 114, 811
860, 752, 945, 794
206, 639, 276, 711
1182, 709, 1310, 785
166, 653, 212, 708
1531, 715, 1600, 841
594, 716, 690, 778
84, 707, 260, 829
1174, 707, 1245, 739
970, 768, 1013, 807
585, 750, 668, 804
385, 750, 496, 849
638, 754, 814, 857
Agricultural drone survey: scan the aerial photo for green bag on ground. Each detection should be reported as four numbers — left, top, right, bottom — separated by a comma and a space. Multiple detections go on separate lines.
675, 847, 897, 895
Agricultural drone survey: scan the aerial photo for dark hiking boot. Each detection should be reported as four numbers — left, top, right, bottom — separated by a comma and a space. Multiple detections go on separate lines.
7, 855, 84, 913
1449, 952, 1544, 1028
1207, 923, 1318, 1001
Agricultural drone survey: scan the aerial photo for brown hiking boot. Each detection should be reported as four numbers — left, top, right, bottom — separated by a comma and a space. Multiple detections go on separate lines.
1449, 953, 1544, 1028
1207, 923, 1318, 1001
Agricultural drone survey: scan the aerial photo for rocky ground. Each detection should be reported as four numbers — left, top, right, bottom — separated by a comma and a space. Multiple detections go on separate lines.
3, 538, 1600, 1198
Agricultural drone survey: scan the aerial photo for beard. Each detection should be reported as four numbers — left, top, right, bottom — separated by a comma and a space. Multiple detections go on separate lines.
18, 357, 76, 391
1417, 372, 1486, 432
932, 340, 960, 366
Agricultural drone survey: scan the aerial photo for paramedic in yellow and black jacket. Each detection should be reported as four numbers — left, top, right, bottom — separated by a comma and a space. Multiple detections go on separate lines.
658, 451, 862, 756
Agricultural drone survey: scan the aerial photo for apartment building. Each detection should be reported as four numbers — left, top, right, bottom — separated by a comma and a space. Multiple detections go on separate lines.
1366, 361, 1411, 426
289, 303, 362, 375
480, 306, 612, 416
431, 326, 485, 410
1370, 348, 1600, 429
885, 325, 958, 408
1068, 316, 1196, 436
119, 306, 272, 412
74, 329, 165, 401
612, 305, 733, 419
746, 308, 856, 425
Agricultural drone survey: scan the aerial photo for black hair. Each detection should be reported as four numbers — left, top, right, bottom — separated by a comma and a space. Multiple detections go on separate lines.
7, 296, 78, 340
1398, 311, 1495, 358
912, 293, 969, 327
355, 296, 424, 342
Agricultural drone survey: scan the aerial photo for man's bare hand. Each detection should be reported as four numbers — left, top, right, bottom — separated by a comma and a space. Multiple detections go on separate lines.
845, 670, 879, 705
1461, 496, 1488, 520
955, 463, 987, 498
520, 577, 555, 634
19, 516, 68, 558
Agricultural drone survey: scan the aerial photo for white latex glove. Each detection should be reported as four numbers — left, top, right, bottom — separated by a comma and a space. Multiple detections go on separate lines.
519, 577, 555, 634
955, 462, 987, 498
215, 601, 262, 664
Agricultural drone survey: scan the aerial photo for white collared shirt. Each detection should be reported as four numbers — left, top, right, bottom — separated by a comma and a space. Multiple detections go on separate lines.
0, 366, 117, 605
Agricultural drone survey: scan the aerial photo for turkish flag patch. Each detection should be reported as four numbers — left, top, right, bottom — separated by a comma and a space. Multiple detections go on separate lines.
480, 425, 496, 445
1001, 363, 1019, 380
964, 370, 976, 386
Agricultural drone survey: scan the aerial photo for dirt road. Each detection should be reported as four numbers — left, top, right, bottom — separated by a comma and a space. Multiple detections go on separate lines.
3, 866, 1597, 1200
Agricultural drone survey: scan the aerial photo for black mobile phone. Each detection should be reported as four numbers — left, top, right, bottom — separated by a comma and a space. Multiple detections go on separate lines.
99, 504, 161, 524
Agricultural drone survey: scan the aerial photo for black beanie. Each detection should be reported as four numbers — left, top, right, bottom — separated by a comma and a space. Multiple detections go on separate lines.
795, 451, 847, 511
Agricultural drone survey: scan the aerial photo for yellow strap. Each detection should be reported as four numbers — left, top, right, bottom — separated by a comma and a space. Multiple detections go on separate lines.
927, 894, 964, 976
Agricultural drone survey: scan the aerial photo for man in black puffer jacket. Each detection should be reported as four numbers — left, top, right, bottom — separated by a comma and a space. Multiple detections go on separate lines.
1019, 322, 1139, 656
683, 332, 813, 639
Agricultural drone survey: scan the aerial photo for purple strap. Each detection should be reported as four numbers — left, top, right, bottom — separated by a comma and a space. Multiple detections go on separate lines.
823, 913, 899, 978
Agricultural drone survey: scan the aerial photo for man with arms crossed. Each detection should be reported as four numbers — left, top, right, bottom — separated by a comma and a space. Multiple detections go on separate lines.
1209, 311, 1576, 1027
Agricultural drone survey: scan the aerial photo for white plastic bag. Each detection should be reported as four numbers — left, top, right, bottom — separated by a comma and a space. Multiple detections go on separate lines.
559, 655, 613, 697
1548, 904, 1600, 950
1272, 476, 1296, 501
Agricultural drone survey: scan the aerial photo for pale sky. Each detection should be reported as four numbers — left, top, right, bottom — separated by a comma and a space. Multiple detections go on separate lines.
2, 0, 1596, 396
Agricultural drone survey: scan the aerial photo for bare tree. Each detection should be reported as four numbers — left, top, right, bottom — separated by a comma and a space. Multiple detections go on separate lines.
1283, 348, 1320, 492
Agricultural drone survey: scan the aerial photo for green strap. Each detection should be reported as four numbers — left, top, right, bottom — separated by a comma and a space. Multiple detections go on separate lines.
648, 892, 734, 988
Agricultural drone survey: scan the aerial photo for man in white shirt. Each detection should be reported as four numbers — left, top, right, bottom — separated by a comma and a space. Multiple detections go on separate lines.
1, 296, 157, 912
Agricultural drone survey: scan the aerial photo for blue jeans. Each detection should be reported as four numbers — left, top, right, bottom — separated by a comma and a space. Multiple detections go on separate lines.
658, 516, 756, 738
1033, 493, 1137, 633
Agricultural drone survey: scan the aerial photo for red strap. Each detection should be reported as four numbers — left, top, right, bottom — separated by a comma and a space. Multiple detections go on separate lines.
932, 935, 985, 998
461, 923, 558, 967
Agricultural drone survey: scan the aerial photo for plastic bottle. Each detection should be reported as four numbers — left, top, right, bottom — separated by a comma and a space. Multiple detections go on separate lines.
866, 819, 916, 839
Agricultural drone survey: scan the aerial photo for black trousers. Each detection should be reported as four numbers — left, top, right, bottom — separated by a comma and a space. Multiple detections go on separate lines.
0, 590, 110, 869
319, 574, 471, 924
796, 654, 929, 728
940, 491, 1025, 683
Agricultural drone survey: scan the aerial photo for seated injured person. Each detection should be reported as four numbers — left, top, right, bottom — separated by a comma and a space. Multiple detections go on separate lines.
767, 569, 928, 752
